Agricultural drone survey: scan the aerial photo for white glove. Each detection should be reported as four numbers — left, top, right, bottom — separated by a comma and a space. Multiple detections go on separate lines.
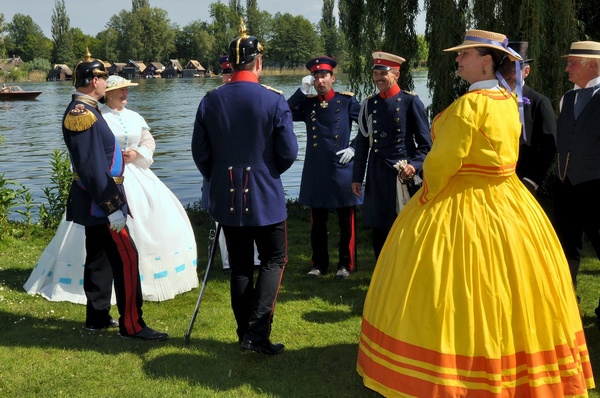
336, 147, 355, 164
107, 211, 126, 233
300, 75, 314, 94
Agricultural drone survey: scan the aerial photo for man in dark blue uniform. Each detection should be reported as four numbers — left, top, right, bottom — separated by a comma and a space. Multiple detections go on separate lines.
63, 50, 167, 340
287, 56, 362, 279
499, 41, 556, 196
352, 51, 431, 259
192, 24, 298, 355
553, 41, 600, 293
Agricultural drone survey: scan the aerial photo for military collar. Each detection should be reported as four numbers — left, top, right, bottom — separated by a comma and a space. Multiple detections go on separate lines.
317, 88, 335, 103
379, 84, 400, 98
230, 70, 259, 83
72, 93, 100, 108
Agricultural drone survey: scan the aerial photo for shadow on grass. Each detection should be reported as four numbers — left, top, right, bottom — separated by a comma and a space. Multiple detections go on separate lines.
145, 339, 380, 398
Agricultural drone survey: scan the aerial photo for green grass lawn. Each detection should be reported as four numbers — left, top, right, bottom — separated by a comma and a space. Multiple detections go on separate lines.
0, 203, 599, 397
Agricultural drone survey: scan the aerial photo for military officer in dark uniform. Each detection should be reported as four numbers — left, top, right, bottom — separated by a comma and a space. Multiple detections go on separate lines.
63, 50, 167, 340
499, 41, 556, 196
553, 41, 600, 291
219, 54, 233, 84
192, 23, 298, 355
352, 51, 431, 259
287, 56, 362, 279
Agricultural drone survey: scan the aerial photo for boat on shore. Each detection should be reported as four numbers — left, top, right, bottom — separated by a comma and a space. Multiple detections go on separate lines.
0, 85, 42, 100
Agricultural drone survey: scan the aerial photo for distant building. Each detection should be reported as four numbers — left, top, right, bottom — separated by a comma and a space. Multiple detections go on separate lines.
182, 60, 206, 78
108, 62, 127, 76
122, 60, 146, 79
144, 62, 165, 79
47, 64, 73, 81
162, 59, 183, 78
0, 55, 24, 73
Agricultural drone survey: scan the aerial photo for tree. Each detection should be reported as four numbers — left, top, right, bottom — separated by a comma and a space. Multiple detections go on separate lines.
106, 4, 176, 63
51, 0, 75, 65
207, 2, 242, 69
175, 21, 215, 67
319, 0, 339, 57
7, 13, 50, 62
339, 0, 421, 99
269, 13, 322, 69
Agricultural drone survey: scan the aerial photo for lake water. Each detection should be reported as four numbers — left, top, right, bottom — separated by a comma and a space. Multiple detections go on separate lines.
0, 72, 431, 217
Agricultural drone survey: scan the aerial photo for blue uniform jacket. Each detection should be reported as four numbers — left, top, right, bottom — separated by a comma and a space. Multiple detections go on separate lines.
192, 71, 298, 226
62, 94, 128, 226
287, 88, 363, 208
352, 87, 431, 228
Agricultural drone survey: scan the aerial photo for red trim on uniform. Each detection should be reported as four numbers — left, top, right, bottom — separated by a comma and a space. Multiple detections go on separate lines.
266, 221, 287, 337
220, 61, 232, 70
229, 168, 235, 213
309, 209, 316, 268
310, 63, 334, 73
374, 58, 401, 69
317, 88, 336, 103
109, 226, 143, 335
379, 84, 401, 99
230, 70, 259, 83
347, 208, 356, 271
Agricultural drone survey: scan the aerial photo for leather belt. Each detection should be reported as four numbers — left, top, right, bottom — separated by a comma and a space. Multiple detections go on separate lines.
72, 172, 124, 184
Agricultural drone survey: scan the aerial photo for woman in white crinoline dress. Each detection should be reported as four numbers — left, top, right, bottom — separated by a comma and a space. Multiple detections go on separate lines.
24, 76, 198, 303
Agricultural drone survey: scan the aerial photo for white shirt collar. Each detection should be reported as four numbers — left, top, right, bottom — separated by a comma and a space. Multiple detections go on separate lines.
574, 75, 600, 90
469, 79, 502, 92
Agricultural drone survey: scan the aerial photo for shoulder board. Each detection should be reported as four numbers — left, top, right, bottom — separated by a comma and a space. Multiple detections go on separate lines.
64, 104, 97, 132
403, 90, 417, 96
367, 92, 378, 99
339, 91, 355, 97
261, 84, 283, 95
307, 94, 317, 98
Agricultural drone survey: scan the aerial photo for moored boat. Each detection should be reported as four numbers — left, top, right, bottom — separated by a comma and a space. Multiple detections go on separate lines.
0, 85, 42, 100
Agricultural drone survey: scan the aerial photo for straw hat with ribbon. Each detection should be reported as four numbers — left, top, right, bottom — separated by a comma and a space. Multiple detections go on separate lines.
444, 29, 526, 140
563, 41, 600, 59
105, 75, 139, 92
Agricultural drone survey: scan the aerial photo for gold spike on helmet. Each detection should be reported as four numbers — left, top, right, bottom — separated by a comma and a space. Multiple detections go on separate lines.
73, 47, 108, 88
228, 18, 264, 66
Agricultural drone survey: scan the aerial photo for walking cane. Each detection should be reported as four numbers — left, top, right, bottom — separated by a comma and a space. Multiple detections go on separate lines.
184, 222, 221, 344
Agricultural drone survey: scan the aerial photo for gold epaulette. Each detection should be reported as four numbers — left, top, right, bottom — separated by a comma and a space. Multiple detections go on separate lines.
340, 91, 355, 97
404, 90, 417, 96
307, 94, 317, 98
262, 84, 283, 95
64, 104, 97, 132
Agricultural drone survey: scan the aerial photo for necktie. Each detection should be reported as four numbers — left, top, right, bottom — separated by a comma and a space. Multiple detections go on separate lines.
574, 86, 595, 118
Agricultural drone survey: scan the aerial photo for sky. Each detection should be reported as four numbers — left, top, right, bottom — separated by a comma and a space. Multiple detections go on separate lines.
2, 0, 425, 38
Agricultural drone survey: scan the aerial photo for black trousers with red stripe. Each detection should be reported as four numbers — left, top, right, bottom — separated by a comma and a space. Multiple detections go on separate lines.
310, 206, 356, 274
222, 221, 286, 344
84, 224, 145, 335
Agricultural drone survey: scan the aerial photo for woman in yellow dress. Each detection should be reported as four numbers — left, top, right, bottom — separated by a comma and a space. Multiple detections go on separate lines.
357, 29, 594, 397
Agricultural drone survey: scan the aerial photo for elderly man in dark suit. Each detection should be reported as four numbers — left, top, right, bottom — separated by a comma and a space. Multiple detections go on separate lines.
192, 24, 298, 355
553, 41, 600, 295
499, 41, 557, 196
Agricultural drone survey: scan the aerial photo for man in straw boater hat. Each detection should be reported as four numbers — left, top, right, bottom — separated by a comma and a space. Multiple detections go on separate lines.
356, 29, 594, 397
498, 41, 556, 198
553, 40, 600, 297
192, 20, 298, 355
287, 56, 362, 280
63, 49, 167, 340
351, 50, 431, 259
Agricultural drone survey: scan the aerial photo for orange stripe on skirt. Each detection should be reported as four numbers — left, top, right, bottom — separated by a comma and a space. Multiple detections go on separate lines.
358, 319, 593, 397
